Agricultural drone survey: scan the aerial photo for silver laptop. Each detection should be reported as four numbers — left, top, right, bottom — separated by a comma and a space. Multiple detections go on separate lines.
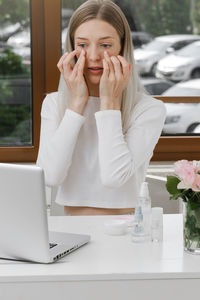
0, 163, 90, 263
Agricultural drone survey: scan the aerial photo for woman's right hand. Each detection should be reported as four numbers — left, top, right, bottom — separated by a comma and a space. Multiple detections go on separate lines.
57, 49, 89, 114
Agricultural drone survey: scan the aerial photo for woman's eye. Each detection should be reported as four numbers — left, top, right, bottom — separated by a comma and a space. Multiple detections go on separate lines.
101, 44, 112, 48
78, 44, 87, 48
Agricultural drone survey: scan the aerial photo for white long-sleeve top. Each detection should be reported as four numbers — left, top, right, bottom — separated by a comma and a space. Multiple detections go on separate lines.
37, 91, 166, 208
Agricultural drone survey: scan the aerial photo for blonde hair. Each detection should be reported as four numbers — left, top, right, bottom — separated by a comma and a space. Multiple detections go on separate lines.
58, 0, 145, 133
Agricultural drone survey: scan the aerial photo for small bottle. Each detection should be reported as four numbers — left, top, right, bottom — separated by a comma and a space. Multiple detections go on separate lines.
151, 207, 163, 242
138, 182, 151, 241
131, 206, 149, 242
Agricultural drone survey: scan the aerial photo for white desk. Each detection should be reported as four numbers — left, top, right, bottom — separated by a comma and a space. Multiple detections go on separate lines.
0, 214, 200, 300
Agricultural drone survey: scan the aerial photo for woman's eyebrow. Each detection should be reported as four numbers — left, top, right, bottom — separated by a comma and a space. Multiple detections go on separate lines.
75, 36, 114, 40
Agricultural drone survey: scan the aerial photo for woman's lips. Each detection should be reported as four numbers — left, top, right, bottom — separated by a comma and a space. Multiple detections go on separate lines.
88, 67, 103, 75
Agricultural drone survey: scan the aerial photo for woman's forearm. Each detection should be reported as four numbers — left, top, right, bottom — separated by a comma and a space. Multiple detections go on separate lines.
37, 107, 85, 186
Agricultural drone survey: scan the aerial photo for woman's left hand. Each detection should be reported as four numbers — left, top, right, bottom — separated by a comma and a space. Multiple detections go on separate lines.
99, 51, 131, 110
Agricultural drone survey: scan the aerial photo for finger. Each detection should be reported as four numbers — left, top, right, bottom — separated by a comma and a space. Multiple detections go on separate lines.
57, 52, 68, 73
117, 55, 130, 79
75, 46, 83, 59
77, 55, 86, 79
62, 50, 78, 75
110, 56, 122, 78
77, 50, 86, 74
104, 51, 115, 77
57, 52, 68, 65
72, 49, 85, 79
102, 58, 109, 78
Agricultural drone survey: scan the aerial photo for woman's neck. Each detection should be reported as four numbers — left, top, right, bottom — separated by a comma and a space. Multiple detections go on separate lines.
86, 81, 99, 97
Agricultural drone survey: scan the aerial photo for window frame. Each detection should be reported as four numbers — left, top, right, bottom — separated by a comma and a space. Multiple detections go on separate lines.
153, 96, 200, 161
0, 0, 199, 162
0, 0, 46, 162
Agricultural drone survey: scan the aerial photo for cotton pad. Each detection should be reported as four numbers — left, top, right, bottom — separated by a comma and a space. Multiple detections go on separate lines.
104, 220, 128, 235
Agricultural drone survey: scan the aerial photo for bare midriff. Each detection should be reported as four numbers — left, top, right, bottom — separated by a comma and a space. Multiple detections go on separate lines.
64, 206, 135, 216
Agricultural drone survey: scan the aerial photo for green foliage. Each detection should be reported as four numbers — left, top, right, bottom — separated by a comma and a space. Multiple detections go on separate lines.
184, 203, 200, 248
61, 0, 200, 36
166, 175, 200, 209
0, 0, 29, 26
166, 175, 181, 200
10, 119, 32, 144
0, 47, 31, 145
0, 48, 29, 78
0, 104, 31, 145
62, 0, 85, 10
0, 80, 13, 103
126, 0, 194, 35
193, 0, 200, 34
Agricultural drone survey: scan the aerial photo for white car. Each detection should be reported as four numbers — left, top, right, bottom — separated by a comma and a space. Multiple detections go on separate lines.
156, 41, 200, 82
141, 77, 174, 95
193, 124, 200, 133
162, 79, 200, 134
134, 35, 200, 76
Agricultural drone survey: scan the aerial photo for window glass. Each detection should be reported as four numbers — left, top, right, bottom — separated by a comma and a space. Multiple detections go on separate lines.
61, 0, 200, 136
0, 0, 32, 146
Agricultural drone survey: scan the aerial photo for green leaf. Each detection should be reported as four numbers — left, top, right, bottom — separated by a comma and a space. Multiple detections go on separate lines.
166, 176, 180, 197
188, 199, 200, 210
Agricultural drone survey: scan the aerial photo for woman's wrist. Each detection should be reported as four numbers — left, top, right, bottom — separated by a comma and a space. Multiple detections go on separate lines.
100, 98, 120, 110
68, 101, 86, 115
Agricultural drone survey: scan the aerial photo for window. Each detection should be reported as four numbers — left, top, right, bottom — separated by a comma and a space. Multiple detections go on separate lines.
1, 0, 199, 162
0, 0, 45, 162
0, 0, 32, 146
60, 0, 200, 160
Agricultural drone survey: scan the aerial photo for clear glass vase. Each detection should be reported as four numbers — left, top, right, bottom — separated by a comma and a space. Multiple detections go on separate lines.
183, 201, 200, 254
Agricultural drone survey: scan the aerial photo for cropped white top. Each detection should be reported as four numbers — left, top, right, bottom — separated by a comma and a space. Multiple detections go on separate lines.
37, 92, 166, 208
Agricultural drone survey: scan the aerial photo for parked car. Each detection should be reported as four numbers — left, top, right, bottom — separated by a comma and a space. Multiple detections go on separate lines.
134, 35, 200, 76
193, 124, 200, 133
162, 79, 200, 134
156, 41, 200, 82
141, 77, 174, 95
131, 31, 153, 49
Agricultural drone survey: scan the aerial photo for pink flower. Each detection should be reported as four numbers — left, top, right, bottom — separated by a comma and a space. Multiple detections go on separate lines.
192, 174, 200, 192
193, 160, 200, 173
175, 160, 199, 191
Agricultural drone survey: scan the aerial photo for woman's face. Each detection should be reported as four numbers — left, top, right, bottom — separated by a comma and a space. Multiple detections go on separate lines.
74, 19, 121, 87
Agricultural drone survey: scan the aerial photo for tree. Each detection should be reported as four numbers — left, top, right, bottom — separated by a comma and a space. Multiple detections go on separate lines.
193, 0, 200, 34
0, 0, 29, 26
130, 0, 192, 36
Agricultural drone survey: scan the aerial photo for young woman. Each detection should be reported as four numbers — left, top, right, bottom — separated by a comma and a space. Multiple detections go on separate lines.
37, 0, 166, 215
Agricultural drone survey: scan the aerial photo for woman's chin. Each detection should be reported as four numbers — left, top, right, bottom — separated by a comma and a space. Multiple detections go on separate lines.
86, 74, 102, 85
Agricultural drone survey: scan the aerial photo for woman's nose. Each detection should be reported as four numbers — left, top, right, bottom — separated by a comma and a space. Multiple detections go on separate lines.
86, 46, 102, 61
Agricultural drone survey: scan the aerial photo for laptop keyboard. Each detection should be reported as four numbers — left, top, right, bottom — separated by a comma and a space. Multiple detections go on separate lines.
49, 242, 57, 249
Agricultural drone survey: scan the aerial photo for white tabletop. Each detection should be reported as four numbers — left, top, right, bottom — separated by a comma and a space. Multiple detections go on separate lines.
0, 214, 200, 283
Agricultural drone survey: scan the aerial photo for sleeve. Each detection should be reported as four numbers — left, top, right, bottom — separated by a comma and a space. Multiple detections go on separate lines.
36, 93, 85, 186
94, 99, 166, 188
